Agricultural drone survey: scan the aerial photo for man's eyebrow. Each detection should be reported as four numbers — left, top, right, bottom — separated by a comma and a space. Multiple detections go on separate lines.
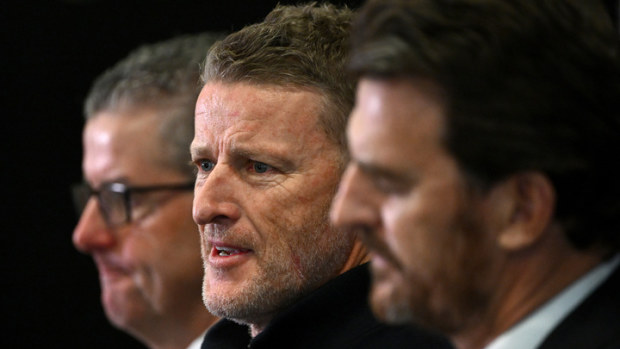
190, 144, 212, 159
189, 142, 296, 170
233, 145, 296, 170
356, 160, 411, 183
86, 176, 130, 190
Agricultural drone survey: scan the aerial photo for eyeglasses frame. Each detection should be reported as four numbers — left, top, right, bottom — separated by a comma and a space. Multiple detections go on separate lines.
73, 181, 195, 227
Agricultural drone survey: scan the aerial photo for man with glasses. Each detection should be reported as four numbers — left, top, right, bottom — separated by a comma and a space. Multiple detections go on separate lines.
72, 33, 222, 349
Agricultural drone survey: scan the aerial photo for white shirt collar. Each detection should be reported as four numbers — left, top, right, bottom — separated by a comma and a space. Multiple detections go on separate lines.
186, 330, 207, 349
485, 254, 620, 349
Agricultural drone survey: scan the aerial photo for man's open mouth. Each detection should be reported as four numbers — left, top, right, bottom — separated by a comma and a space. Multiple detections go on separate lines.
213, 245, 251, 257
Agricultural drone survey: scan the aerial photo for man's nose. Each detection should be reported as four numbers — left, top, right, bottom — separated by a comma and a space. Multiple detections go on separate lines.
193, 163, 242, 227
72, 198, 116, 253
331, 164, 380, 231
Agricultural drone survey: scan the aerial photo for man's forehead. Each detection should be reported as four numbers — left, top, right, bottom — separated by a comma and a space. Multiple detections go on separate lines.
195, 83, 327, 140
84, 110, 171, 184
191, 123, 323, 164
197, 81, 323, 115
347, 78, 449, 171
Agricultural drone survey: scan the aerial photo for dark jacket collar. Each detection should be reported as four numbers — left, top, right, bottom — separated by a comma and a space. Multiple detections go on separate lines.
202, 263, 375, 348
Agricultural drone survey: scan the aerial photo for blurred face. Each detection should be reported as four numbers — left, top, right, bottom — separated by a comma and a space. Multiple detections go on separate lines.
192, 82, 354, 331
331, 78, 500, 334
73, 107, 206, 335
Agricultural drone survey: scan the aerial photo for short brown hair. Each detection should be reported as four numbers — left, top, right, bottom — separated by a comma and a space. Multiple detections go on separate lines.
350, 0, 620, 251
203, 3, 355, 154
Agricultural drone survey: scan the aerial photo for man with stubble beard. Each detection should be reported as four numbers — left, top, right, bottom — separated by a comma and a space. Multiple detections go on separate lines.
191, 3, 452, 349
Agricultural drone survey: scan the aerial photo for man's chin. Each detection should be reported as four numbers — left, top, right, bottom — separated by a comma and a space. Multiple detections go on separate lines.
101, 281, 148, 328
370, 275, 414, 324
369, 265, 450, 335
368, 259, 415, 324
102, 294, 135, 330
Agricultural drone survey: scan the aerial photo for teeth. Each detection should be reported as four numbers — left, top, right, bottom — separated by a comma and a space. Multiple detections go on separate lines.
215, 246, 241, 256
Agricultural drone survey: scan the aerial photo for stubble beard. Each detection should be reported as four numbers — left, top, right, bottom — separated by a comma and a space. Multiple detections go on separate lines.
201, 204, 354, 327
369, 264, 415, 325
369, 205, 496, 336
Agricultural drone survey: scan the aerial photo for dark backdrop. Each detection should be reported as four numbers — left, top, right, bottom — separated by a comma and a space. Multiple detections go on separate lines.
2, 0, 617, 348
3, 0, 362, 347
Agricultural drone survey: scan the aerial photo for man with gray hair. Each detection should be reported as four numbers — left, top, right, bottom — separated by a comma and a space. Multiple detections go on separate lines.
73, 33, 223, 349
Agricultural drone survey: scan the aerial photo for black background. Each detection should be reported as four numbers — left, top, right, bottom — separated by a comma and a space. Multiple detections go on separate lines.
3, 0, 617, 348
3, 0, 362, 347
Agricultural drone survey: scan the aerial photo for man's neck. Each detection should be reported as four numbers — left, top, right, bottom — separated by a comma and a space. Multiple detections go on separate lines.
248, 249, 370, 339
250, 317, 272, 338
136, 309, 218, 349
484, 254, 619, 349
452, 230, 606, 349
338, 238, 371, 275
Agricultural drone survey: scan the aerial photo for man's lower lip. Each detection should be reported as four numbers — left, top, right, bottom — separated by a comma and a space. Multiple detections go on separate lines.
371, 253, 397, 273
372, 253, 387, 266
209, 248, 253, 268
98, 266, 127, 281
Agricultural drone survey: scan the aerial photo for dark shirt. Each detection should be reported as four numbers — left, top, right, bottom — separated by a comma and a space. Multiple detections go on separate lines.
201, 263, 453, 349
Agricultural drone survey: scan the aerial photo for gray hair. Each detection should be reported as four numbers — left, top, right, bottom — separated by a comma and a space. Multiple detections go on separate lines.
203, 3, 355, 156
83, 32, 226, 177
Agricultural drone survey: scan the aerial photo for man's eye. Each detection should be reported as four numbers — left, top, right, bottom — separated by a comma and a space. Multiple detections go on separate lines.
200, 160, 215, 172
253, 161, 272, 173
373, 176, 411, 195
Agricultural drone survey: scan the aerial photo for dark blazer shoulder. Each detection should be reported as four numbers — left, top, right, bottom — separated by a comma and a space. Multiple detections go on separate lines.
538, 264, 620, 349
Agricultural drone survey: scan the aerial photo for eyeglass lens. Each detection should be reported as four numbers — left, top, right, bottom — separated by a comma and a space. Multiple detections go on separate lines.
71, 183, 129, 227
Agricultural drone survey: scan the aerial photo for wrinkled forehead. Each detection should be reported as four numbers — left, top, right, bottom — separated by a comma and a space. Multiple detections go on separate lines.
194, 81, 327, 141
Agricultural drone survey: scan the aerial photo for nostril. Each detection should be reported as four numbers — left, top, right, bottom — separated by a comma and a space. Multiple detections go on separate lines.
210, 215, 233, 225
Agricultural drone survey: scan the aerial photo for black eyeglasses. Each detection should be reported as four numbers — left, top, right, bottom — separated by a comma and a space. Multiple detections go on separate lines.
71, 181, 195, 227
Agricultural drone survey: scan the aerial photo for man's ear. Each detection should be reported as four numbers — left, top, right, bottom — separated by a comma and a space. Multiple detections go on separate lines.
488, 172, 556, 251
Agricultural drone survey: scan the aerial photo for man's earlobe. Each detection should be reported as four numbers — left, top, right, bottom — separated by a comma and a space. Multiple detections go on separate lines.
495, 172, 556, 251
